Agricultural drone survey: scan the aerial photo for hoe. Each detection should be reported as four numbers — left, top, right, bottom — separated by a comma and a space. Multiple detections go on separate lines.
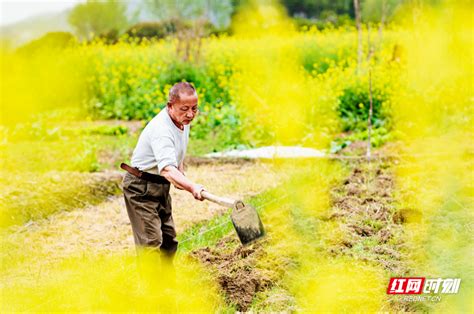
201, 191, 265, 245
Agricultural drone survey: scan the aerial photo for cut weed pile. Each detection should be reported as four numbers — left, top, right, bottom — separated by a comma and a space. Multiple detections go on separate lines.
328, 159, 406, 274
324, 154, 421, 311
191, 236, 272, 311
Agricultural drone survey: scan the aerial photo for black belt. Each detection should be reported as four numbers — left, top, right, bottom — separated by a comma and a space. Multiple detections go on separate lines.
120, 163, 170, 184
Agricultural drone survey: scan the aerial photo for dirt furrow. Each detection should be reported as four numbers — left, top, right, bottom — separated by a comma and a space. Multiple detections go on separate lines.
191, 236, 272, 311
189, 146, 413, 311
327, 158, 407, 275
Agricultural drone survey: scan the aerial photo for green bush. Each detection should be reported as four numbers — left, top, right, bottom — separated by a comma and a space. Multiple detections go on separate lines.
96, 29, 120, 45
124, 19, 186, 40
337, 85, 390, 132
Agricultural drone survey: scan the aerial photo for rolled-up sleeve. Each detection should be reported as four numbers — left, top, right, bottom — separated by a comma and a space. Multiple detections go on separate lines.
151, 135, 178, 174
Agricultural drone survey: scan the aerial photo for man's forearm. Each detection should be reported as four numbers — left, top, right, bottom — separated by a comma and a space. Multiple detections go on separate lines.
161, 165, 196, 193
178, 161, 185, 175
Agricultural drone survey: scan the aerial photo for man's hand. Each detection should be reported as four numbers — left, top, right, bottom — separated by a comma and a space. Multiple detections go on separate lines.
191, 184, 205, 201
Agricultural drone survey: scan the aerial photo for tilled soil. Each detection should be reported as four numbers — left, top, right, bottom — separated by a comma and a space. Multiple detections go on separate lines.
191, 236, 272, 311
189, 147, 411, 311
328, 158, 407, 274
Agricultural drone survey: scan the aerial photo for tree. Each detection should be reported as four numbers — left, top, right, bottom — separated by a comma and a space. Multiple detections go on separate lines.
281, 0, 354, 19
144, 0, 233, 61
68, 0, 130, 40
144, 0, 233, 29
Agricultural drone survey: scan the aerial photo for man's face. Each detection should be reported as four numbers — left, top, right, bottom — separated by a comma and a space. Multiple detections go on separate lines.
168, 93, 199, 126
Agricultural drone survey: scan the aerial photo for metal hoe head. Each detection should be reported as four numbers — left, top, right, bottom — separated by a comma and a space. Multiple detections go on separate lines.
230, 200, 265, 245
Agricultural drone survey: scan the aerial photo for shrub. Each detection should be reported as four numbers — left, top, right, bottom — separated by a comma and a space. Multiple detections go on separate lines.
96, 29, 120, 45
125, 19, 186, 40
337, 84, 390, 132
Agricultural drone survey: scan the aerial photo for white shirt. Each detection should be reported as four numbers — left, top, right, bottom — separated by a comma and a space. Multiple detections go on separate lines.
131, 108, 190, 174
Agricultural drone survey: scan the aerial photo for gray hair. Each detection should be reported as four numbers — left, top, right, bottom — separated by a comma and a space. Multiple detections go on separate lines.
167, 82, 197, 105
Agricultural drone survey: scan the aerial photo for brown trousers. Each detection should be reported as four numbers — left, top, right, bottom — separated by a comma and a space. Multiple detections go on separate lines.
122, 172, 178, 256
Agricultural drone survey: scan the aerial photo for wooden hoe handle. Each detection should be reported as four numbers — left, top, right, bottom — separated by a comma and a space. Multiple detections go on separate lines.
201, 191, 236, 208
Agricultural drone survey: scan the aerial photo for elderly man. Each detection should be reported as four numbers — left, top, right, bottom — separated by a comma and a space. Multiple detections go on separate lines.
122, 82, 205, 259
